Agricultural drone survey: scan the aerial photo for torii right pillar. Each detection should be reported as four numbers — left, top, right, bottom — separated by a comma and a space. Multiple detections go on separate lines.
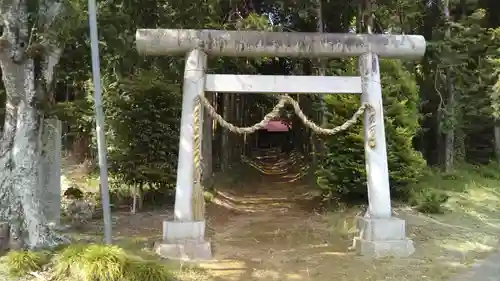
355, 51, 415, 257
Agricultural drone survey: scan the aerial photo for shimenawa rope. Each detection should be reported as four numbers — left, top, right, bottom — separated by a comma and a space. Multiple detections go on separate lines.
191, 94, 375, 220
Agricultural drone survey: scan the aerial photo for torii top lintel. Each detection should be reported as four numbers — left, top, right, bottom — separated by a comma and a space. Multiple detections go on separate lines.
135, 29, 426, 59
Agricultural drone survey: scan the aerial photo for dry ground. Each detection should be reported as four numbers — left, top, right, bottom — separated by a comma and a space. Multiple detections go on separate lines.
72, 169, 500, 281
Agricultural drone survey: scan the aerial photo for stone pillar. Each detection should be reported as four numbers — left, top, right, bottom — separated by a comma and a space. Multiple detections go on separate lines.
355, 52, 415, 257
39, 119, 62, 227
155, 49, 212, 261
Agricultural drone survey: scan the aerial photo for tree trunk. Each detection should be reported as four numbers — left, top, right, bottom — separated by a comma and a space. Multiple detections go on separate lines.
229, 93, 237, 164
0, 0, 66, 249
494, 124, 500, 162
131, 183, 144, 214
131, 185, 137, 214
310, 0, 327, 176
454, 126, 466, 162
442, 0, 455, 172
234, 94, 243, 160
202, 92, 213, 186
221, 93, 230, 171
0, 58, 63, 249
213, 93, 222, 172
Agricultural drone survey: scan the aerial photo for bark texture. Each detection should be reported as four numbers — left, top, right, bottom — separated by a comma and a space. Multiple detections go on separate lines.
0, 0, 66, 249
494, 125, 500, 162
442, 0, 455, 172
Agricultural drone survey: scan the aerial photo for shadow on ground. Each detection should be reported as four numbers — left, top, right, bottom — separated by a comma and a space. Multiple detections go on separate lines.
66, 154, 500, 281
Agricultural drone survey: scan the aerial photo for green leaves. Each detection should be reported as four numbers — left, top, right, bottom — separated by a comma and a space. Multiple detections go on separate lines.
43, 0, 500, 201
317, 59, 425, 201
104, 69, 182, 186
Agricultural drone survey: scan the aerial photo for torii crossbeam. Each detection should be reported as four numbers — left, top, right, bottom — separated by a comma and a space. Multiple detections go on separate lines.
135, 28, 426, 261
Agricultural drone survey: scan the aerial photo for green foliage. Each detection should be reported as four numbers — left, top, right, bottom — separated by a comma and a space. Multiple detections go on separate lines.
409, 187, 450, 214
2, 244, 179, 280
469, 162, 500, 180
105, 69, 182, 187
418, 6, 500, 164
52, 244, 173, 281
2, 250, 50, 277
34, 0, 500, 213
317, 59, 425, 202
405, 164, 500, 214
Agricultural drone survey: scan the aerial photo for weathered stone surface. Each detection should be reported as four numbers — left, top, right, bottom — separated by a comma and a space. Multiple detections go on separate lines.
163, 220, 206, 242
38, 119, 62, 227
0, 0, 66, 249
136, 29, 426, 59
0, 222, 9, 251
155, 240, 212, 261
355, 216, 415, 258
157, 220, 212, 261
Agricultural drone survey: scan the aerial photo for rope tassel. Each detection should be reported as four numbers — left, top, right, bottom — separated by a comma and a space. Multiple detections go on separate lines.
192, 99, 205, 221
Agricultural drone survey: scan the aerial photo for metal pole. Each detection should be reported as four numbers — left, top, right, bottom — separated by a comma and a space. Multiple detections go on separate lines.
88, 0, 112, 244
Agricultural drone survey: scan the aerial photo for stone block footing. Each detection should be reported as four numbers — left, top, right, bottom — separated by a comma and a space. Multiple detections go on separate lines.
155, 220, 212, 261
355, 216, 415, 258
155, 240, 212, 261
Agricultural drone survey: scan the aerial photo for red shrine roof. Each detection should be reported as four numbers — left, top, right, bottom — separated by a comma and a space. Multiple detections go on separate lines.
262, 120, 291, 132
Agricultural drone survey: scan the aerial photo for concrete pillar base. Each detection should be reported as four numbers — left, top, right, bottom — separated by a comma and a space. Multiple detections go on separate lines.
155, 220, 212, 261
354, 216, 415, 258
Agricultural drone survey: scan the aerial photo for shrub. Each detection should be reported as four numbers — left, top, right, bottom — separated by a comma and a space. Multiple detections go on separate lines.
104, 69, 182, 189
316, 59, 426, 202
409, 187, 450, 214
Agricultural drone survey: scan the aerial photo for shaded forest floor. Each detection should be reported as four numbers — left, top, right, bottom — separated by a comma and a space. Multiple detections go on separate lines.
63, 153, 500, 281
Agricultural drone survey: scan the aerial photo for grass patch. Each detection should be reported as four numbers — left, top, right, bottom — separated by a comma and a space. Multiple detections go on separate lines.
407, 163, 500, 213
2, 250, 50, 277
2, 244, 178, 281
52, 244, 174, 281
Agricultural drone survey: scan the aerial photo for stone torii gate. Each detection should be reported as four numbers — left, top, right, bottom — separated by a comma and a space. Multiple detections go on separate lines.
135, 29, 426, 260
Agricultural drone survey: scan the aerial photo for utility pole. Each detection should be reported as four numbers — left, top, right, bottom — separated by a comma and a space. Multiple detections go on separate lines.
88, 0, 113, 244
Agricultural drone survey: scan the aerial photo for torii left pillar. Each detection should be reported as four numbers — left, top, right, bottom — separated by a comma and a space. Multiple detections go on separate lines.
135, 28, 426, 260
154, 49, 212, 260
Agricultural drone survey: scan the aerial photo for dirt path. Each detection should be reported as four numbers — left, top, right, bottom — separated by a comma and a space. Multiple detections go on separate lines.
75, 151, 500, 281
197, 170, 500, 281
202, 173, 350, 281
